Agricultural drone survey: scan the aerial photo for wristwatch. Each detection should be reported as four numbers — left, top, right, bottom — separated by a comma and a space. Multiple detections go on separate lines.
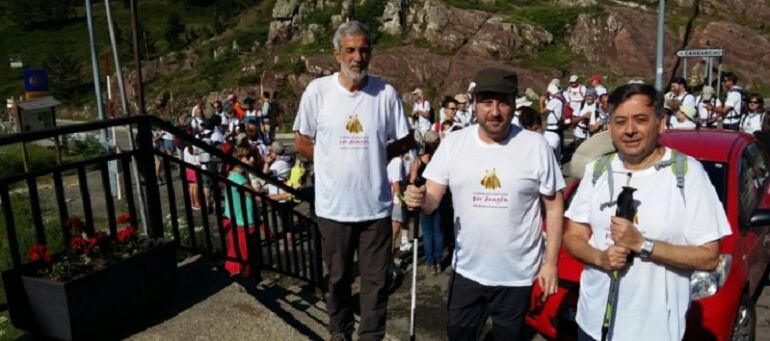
639, 238, 655, 259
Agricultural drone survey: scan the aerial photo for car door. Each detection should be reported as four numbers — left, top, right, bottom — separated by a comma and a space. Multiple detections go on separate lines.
738, 142, 770, 294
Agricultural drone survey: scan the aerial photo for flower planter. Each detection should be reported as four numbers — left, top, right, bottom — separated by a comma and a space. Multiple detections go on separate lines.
2, 240, 177, 341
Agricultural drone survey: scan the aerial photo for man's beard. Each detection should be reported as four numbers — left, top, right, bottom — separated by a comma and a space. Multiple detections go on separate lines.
341, 63, 368, 85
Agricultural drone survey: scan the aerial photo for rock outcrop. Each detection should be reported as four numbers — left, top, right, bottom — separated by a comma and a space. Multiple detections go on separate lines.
566, 7, 680, 79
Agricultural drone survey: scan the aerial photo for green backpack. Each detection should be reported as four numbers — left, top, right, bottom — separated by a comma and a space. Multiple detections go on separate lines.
592, 150, 688, 211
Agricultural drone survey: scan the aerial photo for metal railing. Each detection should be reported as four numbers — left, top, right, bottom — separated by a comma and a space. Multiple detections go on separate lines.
0, 115, 324, 311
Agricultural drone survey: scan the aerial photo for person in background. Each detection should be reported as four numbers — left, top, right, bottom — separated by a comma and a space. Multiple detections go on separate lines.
541, 83, 563, 162
436, 96, 459, 131
387, 154, 410, 254
413, 88, 432, 135
223, 146, 258, 277
514, 96, 533, 127
573, 88, 599, 148
244, 97, 258, 124
740, 93, 765, 134
695, 86, 721, 128
707, 72, 743, 130
518, 106, 544, 133
183, 143, 201, 210
410, 130, 443, 274
669, 105, 698, 129
588, 93, 610, 136
563, 74, 586, 125
590, 74, 607, 97
454, 94, 472, 127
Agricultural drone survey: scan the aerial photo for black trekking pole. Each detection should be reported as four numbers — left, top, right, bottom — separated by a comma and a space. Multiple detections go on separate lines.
601, 185, 636, 341
407, 176, 425, 341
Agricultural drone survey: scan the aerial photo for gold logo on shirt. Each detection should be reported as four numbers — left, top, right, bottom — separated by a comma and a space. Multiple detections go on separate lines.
345, 115, 364, 134
480, 169, 501, 190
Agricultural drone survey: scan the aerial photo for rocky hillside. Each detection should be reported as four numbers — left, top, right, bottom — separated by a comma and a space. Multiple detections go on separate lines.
114, 0, 769, 126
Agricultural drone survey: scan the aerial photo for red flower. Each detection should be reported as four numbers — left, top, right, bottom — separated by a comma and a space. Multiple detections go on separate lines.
70, 236, 89, 254
116, 213, 132, 225
117, 226, 138, 242
28, 244, 52, 263
64, 217, 84, 234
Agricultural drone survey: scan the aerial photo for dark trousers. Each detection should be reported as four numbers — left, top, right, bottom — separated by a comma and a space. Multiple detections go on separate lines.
577, 326, 597, 341
319, 217, 391, 341
447, 273, 531, 341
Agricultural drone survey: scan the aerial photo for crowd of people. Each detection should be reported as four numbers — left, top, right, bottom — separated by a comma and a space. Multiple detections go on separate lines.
143, 17, 768, 341
149, 90, 312, 277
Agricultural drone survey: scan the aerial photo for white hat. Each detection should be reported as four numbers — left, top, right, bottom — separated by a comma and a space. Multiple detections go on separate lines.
702, 86, 715, 100
412, 88, 423, 95
467, 82, 477, 93
269, 160, 292, 179
549, 78, 560, 89
679, 105, 696, 119
547, 84, 560, 95
569, 75, 579, 83
454, 94, 468, 104
515, 96, 533, 109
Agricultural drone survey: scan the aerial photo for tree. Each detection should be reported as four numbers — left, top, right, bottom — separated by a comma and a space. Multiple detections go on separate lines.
164, 12, 186, 50
44, 51, 82, 98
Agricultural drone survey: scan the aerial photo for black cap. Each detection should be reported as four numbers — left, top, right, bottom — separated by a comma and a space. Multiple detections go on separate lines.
472, 68, 518, 96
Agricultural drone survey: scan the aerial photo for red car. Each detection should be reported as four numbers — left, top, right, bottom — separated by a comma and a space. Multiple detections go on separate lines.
527, 129, 770, 340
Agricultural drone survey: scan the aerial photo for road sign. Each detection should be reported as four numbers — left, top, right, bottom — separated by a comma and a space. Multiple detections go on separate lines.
676, 48, 723, 58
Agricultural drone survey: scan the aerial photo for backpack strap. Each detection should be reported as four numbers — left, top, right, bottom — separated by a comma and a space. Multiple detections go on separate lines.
592, 153, 617, 210
654, 149, 688, 205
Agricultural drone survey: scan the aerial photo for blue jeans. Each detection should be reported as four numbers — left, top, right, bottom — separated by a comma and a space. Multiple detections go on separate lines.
420, 212, 442, 266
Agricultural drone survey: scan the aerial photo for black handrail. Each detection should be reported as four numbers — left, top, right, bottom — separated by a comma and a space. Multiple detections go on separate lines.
0, 115, 310, 202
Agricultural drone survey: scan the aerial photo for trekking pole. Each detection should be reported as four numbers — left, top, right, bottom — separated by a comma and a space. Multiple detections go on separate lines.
408, 176, 425, 341
602, 183, 636, 341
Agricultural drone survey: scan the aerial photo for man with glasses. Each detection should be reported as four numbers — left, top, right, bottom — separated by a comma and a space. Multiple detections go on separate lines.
454, 94, 472, 127
706, 72, 744, 130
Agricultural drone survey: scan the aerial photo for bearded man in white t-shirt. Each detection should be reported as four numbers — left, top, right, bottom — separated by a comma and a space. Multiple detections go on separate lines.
404, 68, 565, 340
563, 83, 731, 341
293, 21, 414, 341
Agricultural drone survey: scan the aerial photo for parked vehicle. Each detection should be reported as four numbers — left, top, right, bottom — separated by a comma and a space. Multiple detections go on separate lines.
526, 129, 770, 341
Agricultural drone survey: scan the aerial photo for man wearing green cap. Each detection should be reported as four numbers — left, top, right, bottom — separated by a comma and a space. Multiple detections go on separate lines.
404, 68, 565, 340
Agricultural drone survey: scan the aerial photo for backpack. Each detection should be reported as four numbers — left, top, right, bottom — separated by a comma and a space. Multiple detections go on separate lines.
726, 87, 749, 119
591, 150, 688, 211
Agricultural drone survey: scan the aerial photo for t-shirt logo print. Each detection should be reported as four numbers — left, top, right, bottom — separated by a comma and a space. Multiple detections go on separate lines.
345, 115, 364, 134
480, 169, 501, 190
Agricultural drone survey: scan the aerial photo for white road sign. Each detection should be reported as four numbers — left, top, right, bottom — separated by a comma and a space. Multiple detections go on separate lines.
676, 49, 724, 58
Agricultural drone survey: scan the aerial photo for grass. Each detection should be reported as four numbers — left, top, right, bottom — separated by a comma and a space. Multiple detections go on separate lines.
0, 144, 58, 179
510, 5, 605, 40
0, 0, 217, 107
516, 43, 585, 73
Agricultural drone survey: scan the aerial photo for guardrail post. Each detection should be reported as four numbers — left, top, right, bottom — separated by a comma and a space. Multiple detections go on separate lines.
136, 118, 164, 238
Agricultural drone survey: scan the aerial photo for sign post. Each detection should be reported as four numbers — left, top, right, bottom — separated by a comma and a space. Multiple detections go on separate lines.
675, 48, 724, 58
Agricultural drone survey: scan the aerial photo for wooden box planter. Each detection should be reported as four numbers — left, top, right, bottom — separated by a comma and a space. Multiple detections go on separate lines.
2, 240, 177, 341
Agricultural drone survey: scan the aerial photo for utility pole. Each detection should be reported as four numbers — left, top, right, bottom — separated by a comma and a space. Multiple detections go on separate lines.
85, 0, 108, 144
654, 0, 666, 91
130, 0, 146, 115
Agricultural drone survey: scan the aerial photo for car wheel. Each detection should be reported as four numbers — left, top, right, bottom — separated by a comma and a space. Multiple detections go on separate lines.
731, 293, 756, 341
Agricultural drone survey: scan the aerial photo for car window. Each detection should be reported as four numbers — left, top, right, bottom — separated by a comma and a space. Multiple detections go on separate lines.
738, 143, 768, 230
701, 162, 727, 208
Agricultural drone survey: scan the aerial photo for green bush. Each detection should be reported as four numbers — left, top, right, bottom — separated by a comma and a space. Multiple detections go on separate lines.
0, 144, 58, 178
305, 7, 336, 27
67, 135, 106, 161
233, 29, 262, 49
517, 5, 604, 40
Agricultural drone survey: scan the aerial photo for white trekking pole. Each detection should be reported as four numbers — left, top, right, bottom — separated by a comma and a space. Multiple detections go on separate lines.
408, 177, 425, 341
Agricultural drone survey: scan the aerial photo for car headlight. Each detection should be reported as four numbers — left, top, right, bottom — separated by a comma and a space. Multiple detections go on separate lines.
690, 254, 732, 300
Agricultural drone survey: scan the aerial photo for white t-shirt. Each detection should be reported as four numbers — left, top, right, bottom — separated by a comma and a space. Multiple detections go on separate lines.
669, 117, 696, 129
413, 100, 432, 133
594, 85, 607, 97
724, 87, 743, 124
563, 85, 586, 114
675, 92, 696, 109
543, 131, 561, 161
456, 109, 472, 127
695, 96, 721, 124
387, 156, 405, 203
267, 183, 288, 203
423, 125, 565, 286
183, 148, 199, 166
293, 73, 410, 222
741, 112, 764, 134
575, 102, 597, 139
588, 106, 608, 135
668, 115, 696, 129
545, 98, 563, 131
565, 148, 731, 341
